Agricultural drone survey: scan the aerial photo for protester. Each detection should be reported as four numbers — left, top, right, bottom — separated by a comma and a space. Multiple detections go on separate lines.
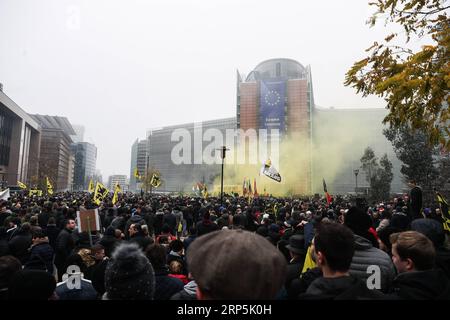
104, 242, 155, 300
344, 207, 396, 292
300, 222, 385, 299
389, 231, 450, 299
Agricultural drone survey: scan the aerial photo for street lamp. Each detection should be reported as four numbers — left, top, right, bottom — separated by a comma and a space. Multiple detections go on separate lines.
217, 146, 229, 205
353, 169, 359, 194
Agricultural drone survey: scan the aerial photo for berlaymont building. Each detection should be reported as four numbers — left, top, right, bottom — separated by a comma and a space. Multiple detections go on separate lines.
131, 58, 404, 196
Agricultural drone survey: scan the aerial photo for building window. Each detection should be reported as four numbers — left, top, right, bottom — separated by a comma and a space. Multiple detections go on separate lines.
0, 111, 13, 166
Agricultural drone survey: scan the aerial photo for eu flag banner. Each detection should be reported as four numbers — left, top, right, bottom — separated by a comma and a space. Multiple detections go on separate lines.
260, 80, 286, 134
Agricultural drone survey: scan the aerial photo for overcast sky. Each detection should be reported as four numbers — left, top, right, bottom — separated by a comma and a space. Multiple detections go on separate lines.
0, 0, 391, 180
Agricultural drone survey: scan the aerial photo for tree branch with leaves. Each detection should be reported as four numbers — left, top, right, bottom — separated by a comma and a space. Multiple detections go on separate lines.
345, 0, 449, 149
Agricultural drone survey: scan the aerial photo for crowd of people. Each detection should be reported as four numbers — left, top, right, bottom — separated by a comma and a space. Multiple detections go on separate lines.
0, 184, 449, 300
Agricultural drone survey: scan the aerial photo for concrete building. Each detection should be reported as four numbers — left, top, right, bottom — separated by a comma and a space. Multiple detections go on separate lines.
108, 174, 127, 191
29, 114, 75, 192
135, 58, 405, 196
0, 89, 41, 188
146, 118, 236, 193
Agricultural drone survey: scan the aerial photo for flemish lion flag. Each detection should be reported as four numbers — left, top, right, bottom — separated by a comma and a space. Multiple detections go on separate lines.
112, 183, 121, 205
29, 189, 43, 197
134, 168, 141, 180
93, 182, 109, 205
88, 179, 95, 193
17, 181, 27, 189
436, 191, 450, 232
46, 177, 54, 195
150, 173, 161, 188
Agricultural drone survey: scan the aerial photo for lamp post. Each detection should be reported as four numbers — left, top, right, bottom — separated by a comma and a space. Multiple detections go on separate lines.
353, 169, 359, 194
217, 146, 229, 205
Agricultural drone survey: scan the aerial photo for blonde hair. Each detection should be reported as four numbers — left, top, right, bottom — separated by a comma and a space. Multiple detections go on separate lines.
390, 231, 435, 271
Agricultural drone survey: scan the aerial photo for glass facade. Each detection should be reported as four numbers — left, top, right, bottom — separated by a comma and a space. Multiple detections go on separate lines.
147, 118, 236, 192
72, 142, 97, 191
0, 109, 13, 166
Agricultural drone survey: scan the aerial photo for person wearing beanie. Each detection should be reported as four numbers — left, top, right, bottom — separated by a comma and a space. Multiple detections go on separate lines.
344, 207, 396, 292
104, 242, 155, 300
9, 269, 56, 300
410, 219, 450, 280
187, 229, 287, 299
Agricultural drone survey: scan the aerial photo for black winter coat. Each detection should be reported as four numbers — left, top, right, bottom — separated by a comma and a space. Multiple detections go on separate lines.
24, 241, 54, 274
389, 269, 450, 300
44, 225, 60, 250
299, 275, 386, 300
54, 228, 75, 268
154, 268, 184, 300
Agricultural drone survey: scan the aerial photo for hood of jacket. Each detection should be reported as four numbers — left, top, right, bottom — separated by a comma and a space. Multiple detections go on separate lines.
183, 280, 197, 296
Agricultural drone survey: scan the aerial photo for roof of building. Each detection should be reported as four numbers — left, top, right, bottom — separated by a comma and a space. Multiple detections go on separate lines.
245, 58, 308, 82
29, 114, 76, 135
0, 91, 40, 131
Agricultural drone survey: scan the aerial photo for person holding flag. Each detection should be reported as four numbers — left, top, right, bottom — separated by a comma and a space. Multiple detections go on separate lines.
46, 177, 54, 195
323, 178, 332, 205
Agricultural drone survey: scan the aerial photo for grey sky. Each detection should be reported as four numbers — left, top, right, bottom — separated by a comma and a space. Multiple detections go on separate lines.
0, 0, 389, 180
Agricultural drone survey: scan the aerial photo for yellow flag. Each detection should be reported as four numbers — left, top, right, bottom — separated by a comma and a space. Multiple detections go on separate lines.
17, 181, 27, 189
301, 245, 317, 273
93, 182, 109, 205
88, 179, 95, 193
46, 177, 54, 195
134, 168, 141, 180
29, 189, 43, 197
150, 173, 161, 188
112, 183, 121, 205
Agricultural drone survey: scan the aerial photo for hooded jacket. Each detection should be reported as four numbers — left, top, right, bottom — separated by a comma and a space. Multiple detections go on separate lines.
170, 280, 197, 300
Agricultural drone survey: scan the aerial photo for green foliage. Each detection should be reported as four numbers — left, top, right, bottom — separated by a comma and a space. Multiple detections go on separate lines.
360, 147, 394, 201
383, 125, 449, 203
345, 0, 450, 150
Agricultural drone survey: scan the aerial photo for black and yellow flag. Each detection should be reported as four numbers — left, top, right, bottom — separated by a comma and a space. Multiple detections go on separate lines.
17, 181, 27, 189
150, 173, 161, 188
93, 182, 109, 205
436, 191, 450, 232
29, 189, 43, 197
134, 168, 141, 180
88, 179, 95, 193
46, 177, 54, 195
112, 183, 121, 205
